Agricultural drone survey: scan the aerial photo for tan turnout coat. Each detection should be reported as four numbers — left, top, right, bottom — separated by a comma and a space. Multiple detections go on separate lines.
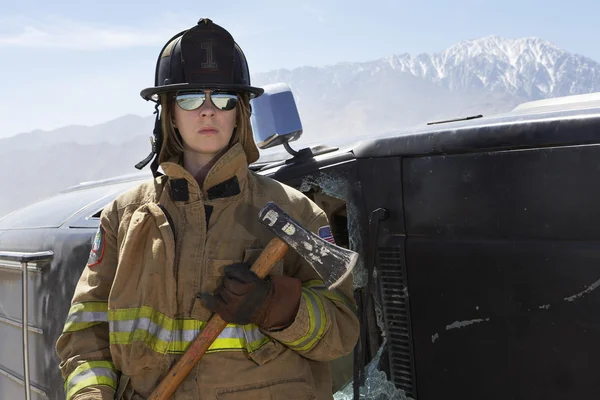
56, 143, 360, 400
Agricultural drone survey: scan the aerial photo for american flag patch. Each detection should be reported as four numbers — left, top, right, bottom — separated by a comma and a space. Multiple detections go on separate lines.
318, 225, 335, 244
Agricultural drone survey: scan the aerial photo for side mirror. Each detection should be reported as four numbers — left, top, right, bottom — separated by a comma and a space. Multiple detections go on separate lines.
250, 83, 303, 150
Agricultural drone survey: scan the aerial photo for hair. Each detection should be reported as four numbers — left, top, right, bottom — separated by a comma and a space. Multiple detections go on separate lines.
157, 91, 259, 165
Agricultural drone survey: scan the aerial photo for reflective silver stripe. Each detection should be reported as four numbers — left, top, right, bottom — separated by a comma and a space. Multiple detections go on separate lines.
110, 319, 266, 343
66, 367, 117, 394
66, 311, 108, 324
243, 326, 266, 343
109, 318, 171, 342
220, 326, 245, 339
288, 290, 324, 350
171, 327, 198, 343
171, 326, 252, 342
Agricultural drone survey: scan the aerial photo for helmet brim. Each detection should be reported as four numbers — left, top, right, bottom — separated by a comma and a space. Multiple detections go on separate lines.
140, 83, 264, 102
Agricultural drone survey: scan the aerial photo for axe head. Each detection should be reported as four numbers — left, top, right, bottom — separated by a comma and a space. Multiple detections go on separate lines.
258, 202, 358, 290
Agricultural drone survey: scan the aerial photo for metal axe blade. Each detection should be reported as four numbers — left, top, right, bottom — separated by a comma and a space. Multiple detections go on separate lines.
258, 202, 358, 290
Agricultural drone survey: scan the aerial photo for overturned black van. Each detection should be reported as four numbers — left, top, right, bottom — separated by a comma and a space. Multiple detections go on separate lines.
2, 90, 600, 400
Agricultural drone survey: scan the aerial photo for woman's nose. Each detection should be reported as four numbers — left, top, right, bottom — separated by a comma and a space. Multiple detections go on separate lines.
198, 93, 216, 116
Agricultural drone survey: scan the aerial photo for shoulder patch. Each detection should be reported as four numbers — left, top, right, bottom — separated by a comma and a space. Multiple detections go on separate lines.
87, 226, 106, 267
318, 225, 335, 244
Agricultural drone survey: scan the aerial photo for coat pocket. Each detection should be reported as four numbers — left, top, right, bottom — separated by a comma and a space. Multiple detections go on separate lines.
202, 258, 240, 295
215, 377, 315, 400
243, 247, 284, 276
201, 249, 283, 296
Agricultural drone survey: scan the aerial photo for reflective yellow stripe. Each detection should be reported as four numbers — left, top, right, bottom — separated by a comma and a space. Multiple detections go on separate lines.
108, 306, 270, 354
281, 289, 326, 351
64, 361, 117, 400
63, 302, 108, 333
303, 279, 356, 311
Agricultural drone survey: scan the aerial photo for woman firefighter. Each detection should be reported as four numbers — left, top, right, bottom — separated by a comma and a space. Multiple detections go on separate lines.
56, 18, 360, 400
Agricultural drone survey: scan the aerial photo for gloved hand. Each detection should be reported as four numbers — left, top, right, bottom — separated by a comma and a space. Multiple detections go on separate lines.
200, 263, 302, 331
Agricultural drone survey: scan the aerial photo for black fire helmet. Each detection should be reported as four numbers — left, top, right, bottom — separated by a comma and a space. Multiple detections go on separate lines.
136, 18, 264, 174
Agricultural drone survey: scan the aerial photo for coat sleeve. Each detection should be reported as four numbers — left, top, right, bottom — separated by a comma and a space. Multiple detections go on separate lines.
55, 203, 120, 400
266, 209, 360, 362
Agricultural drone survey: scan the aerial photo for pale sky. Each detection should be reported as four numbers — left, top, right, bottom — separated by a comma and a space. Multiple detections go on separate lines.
1, 0, 599, 138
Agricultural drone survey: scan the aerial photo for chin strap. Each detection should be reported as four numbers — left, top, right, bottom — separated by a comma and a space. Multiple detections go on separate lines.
135, 102, 163, 177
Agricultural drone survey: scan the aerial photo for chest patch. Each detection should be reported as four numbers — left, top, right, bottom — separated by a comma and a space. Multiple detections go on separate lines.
87, 226, 106, 267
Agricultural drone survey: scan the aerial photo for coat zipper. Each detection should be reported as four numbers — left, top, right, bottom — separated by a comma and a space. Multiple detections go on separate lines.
158, 203, 184, 311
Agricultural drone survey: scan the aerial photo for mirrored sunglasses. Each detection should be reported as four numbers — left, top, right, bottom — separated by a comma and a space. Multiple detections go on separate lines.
175, 90, 239, 111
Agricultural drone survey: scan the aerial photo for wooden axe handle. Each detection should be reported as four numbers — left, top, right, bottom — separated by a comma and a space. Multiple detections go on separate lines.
148, 237, 289, 400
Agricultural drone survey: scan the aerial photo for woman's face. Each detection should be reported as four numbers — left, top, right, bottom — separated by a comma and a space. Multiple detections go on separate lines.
173, 90, 238, 160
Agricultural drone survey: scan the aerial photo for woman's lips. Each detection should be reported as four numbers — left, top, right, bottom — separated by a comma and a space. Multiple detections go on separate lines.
198, 127, 218, 134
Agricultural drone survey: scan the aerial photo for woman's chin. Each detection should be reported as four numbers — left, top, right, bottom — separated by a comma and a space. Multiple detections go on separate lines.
189, 145, 227, 156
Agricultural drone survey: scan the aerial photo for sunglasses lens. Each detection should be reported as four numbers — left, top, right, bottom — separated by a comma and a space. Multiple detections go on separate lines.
211, 92, 238, 111
176, 93, 206, 111
175, 91, 238, 111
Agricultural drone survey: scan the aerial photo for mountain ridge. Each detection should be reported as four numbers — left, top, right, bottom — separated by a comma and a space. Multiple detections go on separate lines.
2, 35, 599, 218
6, 35, 600, 141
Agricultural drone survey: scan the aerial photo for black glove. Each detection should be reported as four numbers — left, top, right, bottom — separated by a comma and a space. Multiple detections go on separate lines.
200, 262, 302, 330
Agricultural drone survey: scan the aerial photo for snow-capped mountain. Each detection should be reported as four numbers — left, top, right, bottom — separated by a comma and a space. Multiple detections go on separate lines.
256, 36, 600, 102
386, 36, 600, 99
251, 36, 600, 146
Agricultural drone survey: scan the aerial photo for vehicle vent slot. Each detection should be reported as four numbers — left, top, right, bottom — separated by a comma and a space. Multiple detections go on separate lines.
377, 246, 417, 399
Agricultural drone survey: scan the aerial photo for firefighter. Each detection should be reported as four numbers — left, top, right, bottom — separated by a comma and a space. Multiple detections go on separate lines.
56, 18, 359, 400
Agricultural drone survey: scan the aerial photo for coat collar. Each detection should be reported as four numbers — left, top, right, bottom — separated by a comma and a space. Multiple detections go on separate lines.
159, 143, 249, 203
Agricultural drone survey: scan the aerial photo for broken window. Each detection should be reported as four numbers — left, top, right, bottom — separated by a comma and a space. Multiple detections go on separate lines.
298, 165, 413, 399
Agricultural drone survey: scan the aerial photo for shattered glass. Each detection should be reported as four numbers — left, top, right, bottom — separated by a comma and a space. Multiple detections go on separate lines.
299, 169, 368, 288
333, 339, 413, 400
301, 167, 412, 400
